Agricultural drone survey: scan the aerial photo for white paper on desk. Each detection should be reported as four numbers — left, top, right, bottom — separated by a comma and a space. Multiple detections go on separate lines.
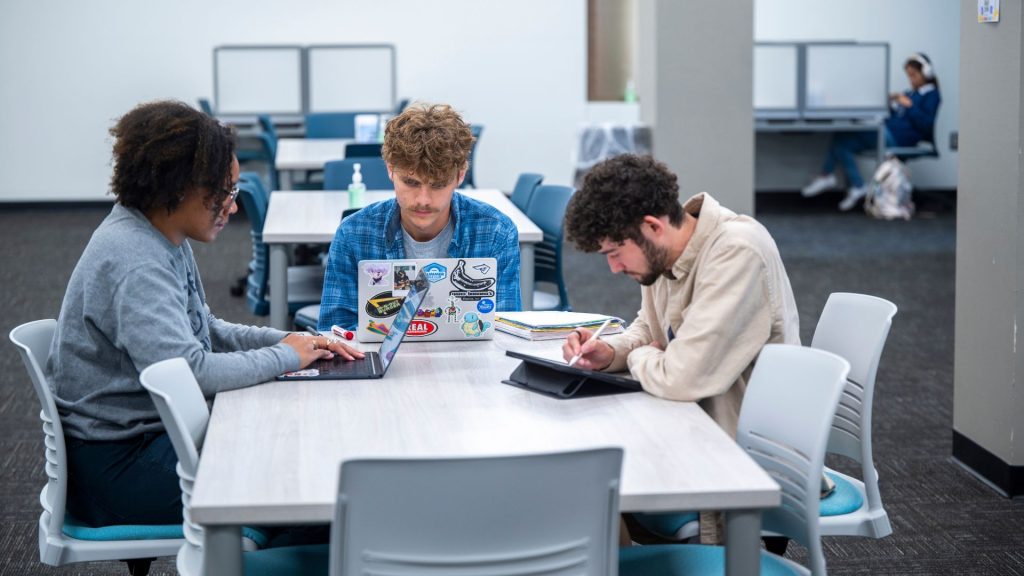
496, 311, 617, 328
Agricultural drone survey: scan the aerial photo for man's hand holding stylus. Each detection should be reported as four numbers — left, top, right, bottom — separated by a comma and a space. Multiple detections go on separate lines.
562, 328, 615, 371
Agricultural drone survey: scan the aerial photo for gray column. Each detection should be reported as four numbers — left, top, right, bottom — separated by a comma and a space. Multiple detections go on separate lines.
636, 0, 754, 214
953, 0, 1024, 496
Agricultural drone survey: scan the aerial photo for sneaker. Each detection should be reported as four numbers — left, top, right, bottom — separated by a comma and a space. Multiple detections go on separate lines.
839, 185, 869, 211
801, 174, 837, 197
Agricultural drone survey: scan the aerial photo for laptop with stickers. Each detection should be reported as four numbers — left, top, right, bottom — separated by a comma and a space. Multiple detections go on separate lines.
356, 258, 498, 343
277, 269, 430, 380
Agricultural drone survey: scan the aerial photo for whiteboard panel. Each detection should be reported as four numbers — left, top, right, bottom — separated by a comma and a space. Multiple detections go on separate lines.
754, 44, 798, 111
805, 44, 888, 115
308, 45, 394, 112
215, 46, 303, 115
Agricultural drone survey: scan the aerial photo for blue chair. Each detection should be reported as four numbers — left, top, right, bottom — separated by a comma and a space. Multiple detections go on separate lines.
237, 173, 324, 318
140, 358, 328, 576
197, 98, 213, 115
9, 319, 184, 576
525, 184, 574, 311
333, 449, 622, 575
460, 124, 483, 189
344, 142, 383, 158
510, 172, 544, 213
323, 157, 392, 190
305, 112, 359, 139
619, 344, 849, 576
394, 98, 410, 115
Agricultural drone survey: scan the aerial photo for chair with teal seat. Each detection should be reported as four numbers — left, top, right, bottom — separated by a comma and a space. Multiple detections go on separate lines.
525, 184, 574, 311
510, 172, 543, 213
324, 157, 392, 190
305, 112, 359, 139
619, 344, 850, 576
237, 173, 324, 319
459, 124, 483, 189
9, 319, 184, 576
331, 448, 622, 575
812, 292, 897, 538
140, 358, 329, 576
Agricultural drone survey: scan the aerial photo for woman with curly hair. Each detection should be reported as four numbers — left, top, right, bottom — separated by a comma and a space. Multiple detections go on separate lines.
48, 100, 362, 526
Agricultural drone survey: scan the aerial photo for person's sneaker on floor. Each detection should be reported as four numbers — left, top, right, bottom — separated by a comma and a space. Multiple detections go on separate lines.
839, 184, 869, 211
801, 174, 837, 197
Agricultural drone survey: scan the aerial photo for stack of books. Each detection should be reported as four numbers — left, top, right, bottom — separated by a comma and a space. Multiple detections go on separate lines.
495, 311, 625, 341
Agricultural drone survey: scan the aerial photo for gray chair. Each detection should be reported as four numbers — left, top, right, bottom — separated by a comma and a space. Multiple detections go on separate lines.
331, 448, 623, 575
619, 344, 849, 576
812, 292, 897, 538
139, 358, 329, 576
9, 319, 184, 576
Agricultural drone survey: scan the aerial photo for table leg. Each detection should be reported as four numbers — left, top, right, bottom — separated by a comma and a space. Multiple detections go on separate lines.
877, 124, 886, 165
725, 508, 762, 576
203, 525, 242, 576
270, 244, 290, 330
520, 243, 534, 311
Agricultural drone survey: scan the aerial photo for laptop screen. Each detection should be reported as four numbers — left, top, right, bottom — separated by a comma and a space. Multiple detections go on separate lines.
378, 269, 430, 372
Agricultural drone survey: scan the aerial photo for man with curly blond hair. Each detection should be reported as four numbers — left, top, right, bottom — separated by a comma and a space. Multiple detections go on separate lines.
319, 103, 521, 330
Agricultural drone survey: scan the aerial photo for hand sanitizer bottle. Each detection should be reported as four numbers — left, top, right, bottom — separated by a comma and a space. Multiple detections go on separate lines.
348, 163, 366, 209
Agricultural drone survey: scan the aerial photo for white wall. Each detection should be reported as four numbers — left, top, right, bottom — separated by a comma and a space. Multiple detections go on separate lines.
0, 1, 586, 201
755, 0, 960, 189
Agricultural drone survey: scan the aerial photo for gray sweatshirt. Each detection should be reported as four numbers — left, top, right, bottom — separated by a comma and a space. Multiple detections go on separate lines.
47, 204, 300, 441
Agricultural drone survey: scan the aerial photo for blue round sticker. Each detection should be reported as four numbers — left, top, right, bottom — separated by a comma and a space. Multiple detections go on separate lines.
476, 298, 495, 314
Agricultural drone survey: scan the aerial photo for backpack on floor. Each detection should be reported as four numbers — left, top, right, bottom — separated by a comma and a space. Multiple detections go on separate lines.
865, 156, 914, 220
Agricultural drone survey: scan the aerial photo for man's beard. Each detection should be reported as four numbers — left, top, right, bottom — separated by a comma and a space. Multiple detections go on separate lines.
634, 234, 670, 286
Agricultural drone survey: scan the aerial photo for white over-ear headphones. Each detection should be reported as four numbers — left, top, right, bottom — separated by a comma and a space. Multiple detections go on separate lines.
908, 53, 934, 80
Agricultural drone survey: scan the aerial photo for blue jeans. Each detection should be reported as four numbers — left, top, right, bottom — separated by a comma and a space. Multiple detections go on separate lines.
822, 129, 897, 188
65, 433, 182, 526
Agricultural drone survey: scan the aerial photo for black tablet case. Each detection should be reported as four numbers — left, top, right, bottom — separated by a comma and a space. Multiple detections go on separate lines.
502, 350, 642, 399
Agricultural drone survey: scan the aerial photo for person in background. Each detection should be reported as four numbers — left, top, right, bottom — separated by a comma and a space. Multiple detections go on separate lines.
48, 100, 362, 527
802, 52, 942, 211
561, 154, 800, 545
318, 103, 521, 331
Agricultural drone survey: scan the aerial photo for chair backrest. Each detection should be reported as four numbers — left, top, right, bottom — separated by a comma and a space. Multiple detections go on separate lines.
525, 184, 574, 310
306, 112, 359, 139
324, 157, 392, 190
460, 124, 483, 189
237, 174, 271, 315
510, 172, 544, 213
139, 358, 209, 479
331, 448, 622, 576
344, 143, 383, 158
811, 292, 897, 464
9, 319, 68, 538
139, 357, 211, 560
197, 98, 214, 115
737, 344, 849, 576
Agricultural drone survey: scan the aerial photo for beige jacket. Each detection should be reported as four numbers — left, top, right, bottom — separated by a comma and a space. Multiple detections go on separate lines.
604, 192, 800, 437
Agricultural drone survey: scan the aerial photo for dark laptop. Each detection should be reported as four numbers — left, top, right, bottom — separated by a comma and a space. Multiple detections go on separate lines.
277, 269, 430, 381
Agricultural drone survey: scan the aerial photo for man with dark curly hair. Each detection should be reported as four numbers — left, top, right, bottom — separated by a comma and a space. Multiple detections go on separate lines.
563, 154, 799, 434
48, 100, 362, 527
318, 103, 521, 330
563, 154, 800, 544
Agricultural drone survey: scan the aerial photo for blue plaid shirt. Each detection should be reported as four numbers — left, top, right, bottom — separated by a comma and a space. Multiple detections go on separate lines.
319, 192, 522, 330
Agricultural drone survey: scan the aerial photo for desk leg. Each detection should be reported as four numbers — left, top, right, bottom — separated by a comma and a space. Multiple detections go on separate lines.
520, 242, 534, 311
270, 244, 290, 330
725, 509, 762, 576
877, 125, 886, 165
280, 169, 293, 191
204, 525, 242, 576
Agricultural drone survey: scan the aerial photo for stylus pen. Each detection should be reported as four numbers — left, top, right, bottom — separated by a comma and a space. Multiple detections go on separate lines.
568, 318, 613, 367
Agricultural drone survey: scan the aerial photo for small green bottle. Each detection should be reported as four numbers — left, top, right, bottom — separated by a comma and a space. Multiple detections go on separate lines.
348, 163, 366, 208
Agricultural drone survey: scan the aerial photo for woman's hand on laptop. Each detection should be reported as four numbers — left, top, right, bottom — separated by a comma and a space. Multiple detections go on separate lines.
282, 333, 364, 368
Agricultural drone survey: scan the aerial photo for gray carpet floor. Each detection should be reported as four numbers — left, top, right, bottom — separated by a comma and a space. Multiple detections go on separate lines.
2, 190, 1023, 575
